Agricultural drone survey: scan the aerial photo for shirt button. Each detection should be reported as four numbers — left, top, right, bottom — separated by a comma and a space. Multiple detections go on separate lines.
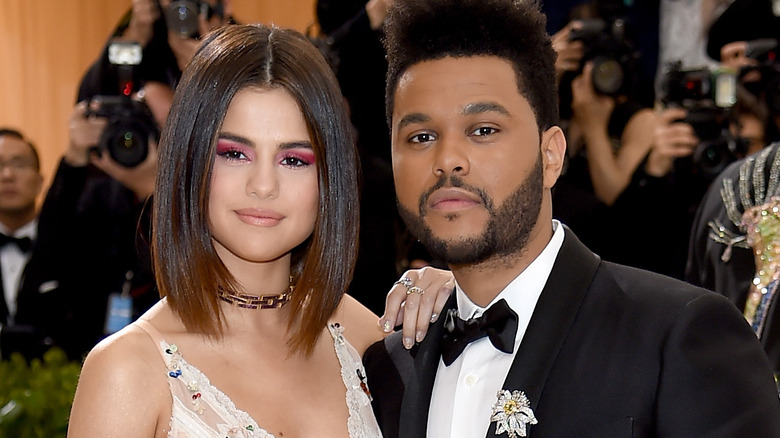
465, 374, 478, 386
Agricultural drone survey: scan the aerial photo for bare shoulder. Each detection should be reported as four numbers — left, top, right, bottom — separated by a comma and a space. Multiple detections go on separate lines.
68, 317, 170, 437
333, 294, 384, 356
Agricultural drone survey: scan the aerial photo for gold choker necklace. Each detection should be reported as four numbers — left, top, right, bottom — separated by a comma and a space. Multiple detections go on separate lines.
217, 283, 294, 309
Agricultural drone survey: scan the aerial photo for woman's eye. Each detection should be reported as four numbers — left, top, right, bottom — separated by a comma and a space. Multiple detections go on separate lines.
218, 149, 248, 161
281, 156, 310, 167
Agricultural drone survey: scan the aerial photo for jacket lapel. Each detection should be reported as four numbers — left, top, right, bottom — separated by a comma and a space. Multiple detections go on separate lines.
398, 294, 457, 438
486, 228, 600, 437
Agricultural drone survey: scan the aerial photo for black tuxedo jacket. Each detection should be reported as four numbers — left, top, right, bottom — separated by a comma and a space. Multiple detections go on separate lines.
9, 159, 156, 361
364, 229, 780, 438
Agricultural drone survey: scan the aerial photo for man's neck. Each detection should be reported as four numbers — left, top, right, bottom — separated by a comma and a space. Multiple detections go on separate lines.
449, 223, 553, 307
0, 209, 36, 234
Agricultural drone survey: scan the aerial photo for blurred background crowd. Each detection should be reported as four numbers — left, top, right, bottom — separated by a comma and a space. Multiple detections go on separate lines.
1, 0, 780, 380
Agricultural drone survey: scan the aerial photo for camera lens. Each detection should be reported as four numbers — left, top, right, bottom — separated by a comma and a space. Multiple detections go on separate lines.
591, 57, 624, 95
108, 127, 148, 168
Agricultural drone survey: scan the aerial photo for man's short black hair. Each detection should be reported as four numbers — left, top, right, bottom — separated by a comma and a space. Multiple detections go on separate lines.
0, 128, 40, 171
383, 0, 558, 131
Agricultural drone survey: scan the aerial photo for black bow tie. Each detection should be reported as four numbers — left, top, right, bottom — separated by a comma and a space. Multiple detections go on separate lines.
0, 233, 32, 252
440, 298, 519, 366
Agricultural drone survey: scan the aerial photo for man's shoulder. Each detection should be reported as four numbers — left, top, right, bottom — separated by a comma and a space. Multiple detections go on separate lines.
364, 331, 407, 365
593, 260, 733, 315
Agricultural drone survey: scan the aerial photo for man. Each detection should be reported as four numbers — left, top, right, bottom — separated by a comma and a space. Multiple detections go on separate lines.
0, 129, 43, 343
10, 100, 158, 362
362, 1, 780, 437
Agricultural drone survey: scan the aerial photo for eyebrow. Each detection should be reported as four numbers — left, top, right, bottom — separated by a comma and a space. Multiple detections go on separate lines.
462, 102, 511, 117
396, 113, 431, 131
218, 132, 313, 150
395, 102, 512, 131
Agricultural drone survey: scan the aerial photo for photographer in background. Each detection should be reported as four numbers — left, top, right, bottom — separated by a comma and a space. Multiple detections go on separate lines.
616, 1, 780, 280
612, 80, 768, 279
705, 0, 780, 145
551, 2, 656, 263
8, 0, 235, 361
0, 129, 43, 359
8, 97, 160, 361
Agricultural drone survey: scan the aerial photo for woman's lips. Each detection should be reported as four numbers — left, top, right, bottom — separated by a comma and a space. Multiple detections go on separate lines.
235, 208, 284, 226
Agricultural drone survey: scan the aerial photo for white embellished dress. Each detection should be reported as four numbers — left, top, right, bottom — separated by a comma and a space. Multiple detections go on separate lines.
135, 319, 383, 438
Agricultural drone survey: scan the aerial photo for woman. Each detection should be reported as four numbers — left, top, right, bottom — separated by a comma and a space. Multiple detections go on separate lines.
68, 23, 449, 437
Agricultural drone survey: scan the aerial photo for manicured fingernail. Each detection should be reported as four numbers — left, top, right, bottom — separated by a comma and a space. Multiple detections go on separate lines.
381, 320, 393, 332
403, 337, 414, 349
416, 331, 424, 342
430, 313, 438, 322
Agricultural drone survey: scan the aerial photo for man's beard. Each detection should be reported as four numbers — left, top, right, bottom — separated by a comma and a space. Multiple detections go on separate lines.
397, 155, 544, 266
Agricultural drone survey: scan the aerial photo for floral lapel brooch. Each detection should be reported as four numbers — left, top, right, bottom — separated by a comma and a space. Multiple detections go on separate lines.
491, 389, 538, 437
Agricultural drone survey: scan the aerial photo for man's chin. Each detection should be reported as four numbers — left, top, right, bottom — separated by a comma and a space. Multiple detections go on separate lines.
418, 232, 493, 265
424, 213, 488, 236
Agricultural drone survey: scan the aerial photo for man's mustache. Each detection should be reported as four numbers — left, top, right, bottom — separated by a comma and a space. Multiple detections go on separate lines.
418, 175, 493, 215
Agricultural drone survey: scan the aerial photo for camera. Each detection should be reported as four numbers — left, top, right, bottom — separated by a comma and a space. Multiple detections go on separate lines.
86, 96, 159, 168
164, 0, 224, 39
569, 17, 639, 96
660, 62, 745, 177
86, 42, 160, 168
660, 62, 737, 109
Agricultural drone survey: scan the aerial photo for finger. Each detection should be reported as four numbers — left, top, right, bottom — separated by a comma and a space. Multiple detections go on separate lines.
659, 107, 688, 124
568, 40, 584, 51
669, 126, 697, 140
379, 272, 416, 332
408, 267, 456, 343
413, 267, 452, 322
433, 278, 455, 323
89, 152, 113, 173
582, 61, 594, 78
559, 59, 580, 72
667, 145, 697, 158
401, 287, 424, 349
408, 268, 439, 342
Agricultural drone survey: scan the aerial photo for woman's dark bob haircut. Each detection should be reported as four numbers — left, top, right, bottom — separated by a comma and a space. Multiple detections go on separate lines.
152, 23, 359, 354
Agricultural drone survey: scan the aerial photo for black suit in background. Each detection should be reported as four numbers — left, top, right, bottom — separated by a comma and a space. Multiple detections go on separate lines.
364, 227, 780, 437
4, 13, 170, 361
10, 159, 156, 361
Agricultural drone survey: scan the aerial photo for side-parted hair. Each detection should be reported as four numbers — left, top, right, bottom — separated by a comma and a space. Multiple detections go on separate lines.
383, 0, 559, 132
0, 128, 41, 171
152, 24, 359, 354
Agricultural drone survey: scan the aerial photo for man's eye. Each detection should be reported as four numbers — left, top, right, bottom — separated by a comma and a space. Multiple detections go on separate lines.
472, 126, 498, 136
410, 132, 435, 143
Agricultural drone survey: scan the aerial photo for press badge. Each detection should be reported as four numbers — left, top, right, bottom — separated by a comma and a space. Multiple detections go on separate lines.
105, 293, 133, 334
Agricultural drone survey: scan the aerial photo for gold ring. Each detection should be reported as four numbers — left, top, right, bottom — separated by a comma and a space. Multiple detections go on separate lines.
406, 286, 425, 295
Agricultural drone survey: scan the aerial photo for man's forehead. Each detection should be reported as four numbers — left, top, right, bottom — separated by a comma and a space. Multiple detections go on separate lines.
0, 136, 34, 156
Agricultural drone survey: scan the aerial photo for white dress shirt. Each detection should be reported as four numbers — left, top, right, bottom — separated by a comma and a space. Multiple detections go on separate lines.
427, 220, 564, 438
0, 220, 36, 323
